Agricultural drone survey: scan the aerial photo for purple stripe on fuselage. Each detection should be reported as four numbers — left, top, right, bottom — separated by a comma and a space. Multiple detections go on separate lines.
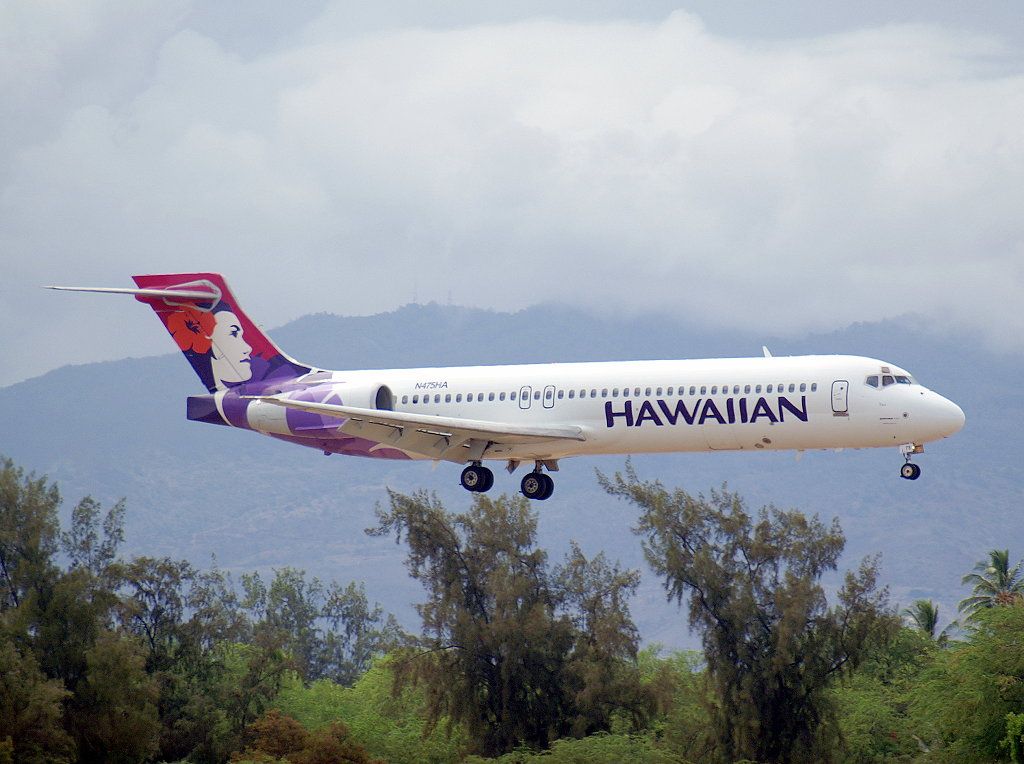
221, 393, 252, 429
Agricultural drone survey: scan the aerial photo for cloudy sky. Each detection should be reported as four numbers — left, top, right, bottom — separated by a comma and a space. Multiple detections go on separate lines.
2, 1, 1022, 387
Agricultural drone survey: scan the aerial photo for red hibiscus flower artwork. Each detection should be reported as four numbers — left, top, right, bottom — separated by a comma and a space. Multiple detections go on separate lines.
167, 307, 215, 354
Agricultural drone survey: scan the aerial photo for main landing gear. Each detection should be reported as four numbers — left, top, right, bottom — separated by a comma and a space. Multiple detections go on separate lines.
460, 463, 495, 493
520, 470, 555, 501
459, 460, 556, 500
899, 443, 923, 480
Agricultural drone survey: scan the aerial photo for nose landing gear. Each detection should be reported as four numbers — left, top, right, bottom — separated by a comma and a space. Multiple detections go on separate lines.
899, 443, 923, 480
900, 463, 921, 480
460, 463, 495, 493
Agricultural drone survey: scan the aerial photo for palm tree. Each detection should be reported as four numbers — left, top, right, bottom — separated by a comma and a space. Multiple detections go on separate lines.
958, 549, 1024, 620
903, 599, 940, 638
902, 599, 954, 644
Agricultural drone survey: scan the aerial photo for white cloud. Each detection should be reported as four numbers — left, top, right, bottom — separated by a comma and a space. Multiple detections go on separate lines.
2, 5, 1022, 385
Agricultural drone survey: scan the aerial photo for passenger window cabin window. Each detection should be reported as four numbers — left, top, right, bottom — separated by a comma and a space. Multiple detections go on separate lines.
882, 375, 895, 386
546, 389, 553, 400
799, 383, 806, 392
445, 394, 452, 402
534, 390, 541, 400
590, 389, 597, 398
811, 383, 817, 392
744, 385, 751, 394
667, 386, 674, 396
411, 395, 418, 404
788, 384, 795, 393
568, 390, 575, 399
511, 392, 516, 401
690, 386, 697, 395
656, 387, 663, 396
711, 386, 718, 395
755, 385, 762, 393
645, 387, 651, 396
733, 385, 740, 394
456, 394, 462, 402
433, 394, 440, 403
557, 390, 564, 399
766, 384, 773, 393
612, 388, 619, 397
601, 388, 608, 398
700, 386, 707, 395
489, 392, 495, 401
499, 392, 506, 401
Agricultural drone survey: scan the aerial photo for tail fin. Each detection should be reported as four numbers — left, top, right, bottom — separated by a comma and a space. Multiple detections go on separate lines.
130, 273, 311, 392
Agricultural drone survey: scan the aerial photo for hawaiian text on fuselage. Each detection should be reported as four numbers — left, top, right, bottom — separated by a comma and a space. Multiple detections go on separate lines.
605, 396, 809, 428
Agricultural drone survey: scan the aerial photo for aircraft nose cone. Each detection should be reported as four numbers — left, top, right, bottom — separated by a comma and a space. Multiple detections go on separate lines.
936, 395, 966, 437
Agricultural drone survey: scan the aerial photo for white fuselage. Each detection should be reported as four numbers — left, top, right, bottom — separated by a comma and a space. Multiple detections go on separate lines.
260, 354, 964, 463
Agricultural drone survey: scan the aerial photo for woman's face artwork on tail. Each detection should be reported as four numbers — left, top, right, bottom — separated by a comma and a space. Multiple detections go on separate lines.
210, 310, 252, 386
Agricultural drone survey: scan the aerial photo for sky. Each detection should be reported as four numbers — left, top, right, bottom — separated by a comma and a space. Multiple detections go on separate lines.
2, 1, 1022, 387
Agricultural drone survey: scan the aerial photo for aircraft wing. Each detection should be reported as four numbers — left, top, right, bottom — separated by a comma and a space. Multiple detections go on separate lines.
251, 396, 586, 462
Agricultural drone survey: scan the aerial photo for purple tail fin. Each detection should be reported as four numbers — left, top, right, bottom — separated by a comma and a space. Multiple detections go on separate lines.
132, 273, 311, 393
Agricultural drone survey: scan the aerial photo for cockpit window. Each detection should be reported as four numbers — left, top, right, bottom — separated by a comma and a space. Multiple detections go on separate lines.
894, 375, 912, 384
865, 375, 879, 388
882, 375, 895, 386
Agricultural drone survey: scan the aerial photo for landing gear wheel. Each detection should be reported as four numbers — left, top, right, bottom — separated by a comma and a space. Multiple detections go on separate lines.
479, 466, 494, 492
538, 473, 554, 500
461, 465, 493, 492
900, 463, 921, 480
521, 472, 554, 500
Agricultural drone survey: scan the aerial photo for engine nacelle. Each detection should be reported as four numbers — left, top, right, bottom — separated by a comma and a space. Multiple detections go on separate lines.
244, 381, 394, 437
316, 381, 394, 410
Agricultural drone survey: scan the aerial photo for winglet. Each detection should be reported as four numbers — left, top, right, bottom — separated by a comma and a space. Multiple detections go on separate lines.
762, 345, 773, 358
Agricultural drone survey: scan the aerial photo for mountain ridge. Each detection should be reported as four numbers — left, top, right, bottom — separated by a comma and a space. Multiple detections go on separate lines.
2, 302, 1019, 647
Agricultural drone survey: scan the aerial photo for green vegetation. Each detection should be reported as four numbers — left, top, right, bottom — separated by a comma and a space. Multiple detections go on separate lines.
2, 454, 1023, 763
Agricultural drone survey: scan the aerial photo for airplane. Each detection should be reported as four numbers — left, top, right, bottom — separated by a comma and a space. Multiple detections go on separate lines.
48, 272, 965, 500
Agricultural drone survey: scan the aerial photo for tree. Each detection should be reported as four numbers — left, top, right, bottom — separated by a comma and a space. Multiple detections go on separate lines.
60, 496, 125, 584
231, 709, 378, 764
601, 465, 895, 764
911, 602, 1024, 760
0, 457, 61, 612
901, 599, 953, 645
73, 631, 161, 764
958, 549, 1024, 620
556, 542, 649, 736
115, 556, 196, 671
241, 568, 400, 685
902, 599, 940, 638
370, 490, 644, 756
0, 640, 74, 764
370, 490, 574, 755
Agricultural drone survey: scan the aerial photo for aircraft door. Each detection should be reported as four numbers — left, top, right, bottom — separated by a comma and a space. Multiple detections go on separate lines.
542, 385, 555, 409
519, 386, 532, 410
832, 380, 849, 415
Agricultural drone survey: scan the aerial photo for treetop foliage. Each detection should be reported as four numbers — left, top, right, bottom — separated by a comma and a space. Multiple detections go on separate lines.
370, 490, 650, 756
601, 462, 897, 763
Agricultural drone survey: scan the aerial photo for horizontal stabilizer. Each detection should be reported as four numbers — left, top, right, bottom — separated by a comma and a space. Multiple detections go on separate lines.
46, 283, 222, 306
